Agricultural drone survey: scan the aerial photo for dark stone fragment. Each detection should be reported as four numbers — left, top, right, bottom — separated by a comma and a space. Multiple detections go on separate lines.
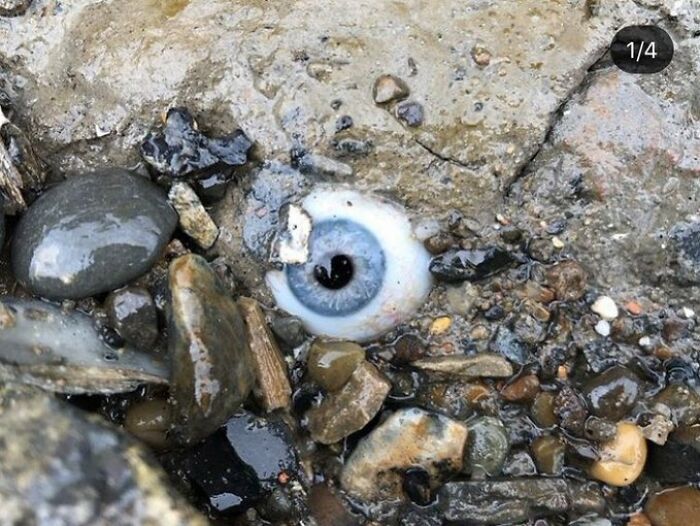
581, 340, 636, 373
429, 247, 514, 283
485, 305, 505, 321
192, 170, 231, 205
270, 314, 307, 349
647, 438, 700, 484
140, 107, 252, 178
170, 426, 263, 515
332, 137, 373, 156
584, 416, 618, 442
392, 334, 428, 364
12, 169, 177, 300
395, 101, 424, 127
553, 385, 588, 435
335, 115, 354, 132
670, 220, 700, 284
437, 479, 605, 525
666, 357, 700, 387
105, 286, 159, 351
583, 365, 642, 420
489, 325, 531, 365
403, 467, 433, 505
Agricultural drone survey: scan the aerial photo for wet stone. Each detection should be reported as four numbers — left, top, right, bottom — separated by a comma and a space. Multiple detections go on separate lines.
105, 286, 158, 351
554, 385, 589, 435
373, 74, 410, 104
429, 247, 514, 283
269, 314, 307, 349
308, 484, 359, 526
412, 353, 513, 378
502, 374, 540, 402
341, 407, 467, 501
0, 297, 168, 394
584, 416, 618, 443
168, 182, 219, 249
502, 450, 538, 477
395, 101, 424, 127
402, 467, 433, 506
583, 365, 642, 421
653, 384, 700, 426
532, 391, 558, 428
140, 107, 252, 179
589, 422, 647, 487
307, 339, 365, 392
192, 170, 231, 205
392, 333, 428, 364
463, 416, 509, 478
490, 326, 532, 365
124, 397, 171, 449
306, 361, 390, 444
11, 169, 177, 300
0, 384, 206, 525
645, 486, 700, 526
168, 254, 255, 444
438, 479, 605, 525
532, 435, 566, 475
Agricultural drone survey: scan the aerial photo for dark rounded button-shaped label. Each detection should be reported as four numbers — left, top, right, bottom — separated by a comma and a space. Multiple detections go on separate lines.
611, 25, 673, 74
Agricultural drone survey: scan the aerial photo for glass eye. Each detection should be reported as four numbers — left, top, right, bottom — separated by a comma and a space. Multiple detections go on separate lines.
266, 188, 433, 341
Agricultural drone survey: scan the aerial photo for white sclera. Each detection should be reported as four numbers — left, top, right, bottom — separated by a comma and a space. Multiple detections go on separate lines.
266, 188, 433, 342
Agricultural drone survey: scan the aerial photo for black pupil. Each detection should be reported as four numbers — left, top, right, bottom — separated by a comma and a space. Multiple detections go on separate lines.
313, 254, 354, 290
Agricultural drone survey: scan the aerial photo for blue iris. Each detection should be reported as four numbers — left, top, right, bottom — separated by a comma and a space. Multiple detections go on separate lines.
285, 219, 385, 316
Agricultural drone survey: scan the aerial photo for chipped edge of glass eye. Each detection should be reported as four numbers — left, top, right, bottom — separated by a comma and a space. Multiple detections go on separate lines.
270, 203, 312, 266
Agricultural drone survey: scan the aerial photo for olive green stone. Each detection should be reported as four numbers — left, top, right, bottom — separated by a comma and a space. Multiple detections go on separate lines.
307, 339, 365, 392
463, 416, 509, 478
531, 435, 565, 475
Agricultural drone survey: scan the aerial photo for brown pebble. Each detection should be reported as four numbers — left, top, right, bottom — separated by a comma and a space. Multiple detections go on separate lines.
308, 484, 359, 526
626, 513, 652, 526
531, 392, 558, 428
124, 398, 171, 449
545, 261, 588, 301
502, 374, 540, 402
424, 232, 454, 255
625, 300, 643, 316
373, 74, 409, 104
645, 486, 700, 526
392, 334, 427, 364
531, 435, 565, 474
471, 46, 492, 66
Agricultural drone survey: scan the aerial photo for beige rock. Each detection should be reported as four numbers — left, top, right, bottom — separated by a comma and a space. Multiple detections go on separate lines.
413, 353, 513, 378
238, 297, 292, 412
341, 407, 467, 500
589, 422, 647, 486
307, 361, 390, 444
168, 182, 219, 249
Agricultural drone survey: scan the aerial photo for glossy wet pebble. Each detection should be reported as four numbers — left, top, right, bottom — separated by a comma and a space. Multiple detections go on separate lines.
645, 486, 700, 526
583, 365, 642, 420
12, 169, 177, 300
589, 422, 647, 486
105, 286, 159, 351
307, 339, 365, 391
168, 254, 255, 444
463, 416, 509, 478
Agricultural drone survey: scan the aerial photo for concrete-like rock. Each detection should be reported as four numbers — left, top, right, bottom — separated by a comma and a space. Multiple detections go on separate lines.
11, 169, 177, 299
168, 254, 254, 444
0, 384, 207, 526
341, 407, 467, 501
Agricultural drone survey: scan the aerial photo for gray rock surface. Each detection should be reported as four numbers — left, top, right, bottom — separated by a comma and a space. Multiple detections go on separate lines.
0, 383, 208, 526
11, 168, 177, 299
0, 297, 168, 394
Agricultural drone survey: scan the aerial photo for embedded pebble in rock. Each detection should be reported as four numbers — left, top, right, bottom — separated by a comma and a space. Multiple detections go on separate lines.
437, 479, 605, 525
490, 326, 531, 365
554, 385, 589, 435
591, 296, 619, 321
589, 422, 647, 486
0, 0, 32, 16
341, 407, 467, 501
395, 101, 424, 127
463, 416, 509, 478
306, 361, 390, 444
0, 297, 168, 394
168, 254, 255, 444
124, 397, 171, 449
583, 365, 642, 421
391, 334, 428, 364
238, 297, 292, 412
192, 170, 231, 205
11, 169, 177, 300
584, 416, 618, 443
531, 435, 565, 475
502, 374, 540, 402
0, 384, 207, 525
105, 286, 159, 351
141, 107, 252, 178
291, 148, 353, 178
168, 182, 219, 249
669, 221, 700, 284
502, 450, 537, 477
412, 353, 513, 378
373, 74, 409, 104
307, 339, 365, 392
645, 486, 700, 526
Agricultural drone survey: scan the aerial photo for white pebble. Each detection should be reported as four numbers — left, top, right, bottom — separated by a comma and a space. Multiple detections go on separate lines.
591, 295, 619, 321
638, 336, 652, 349
681, 307, 695, 319
595, 320, 611, 337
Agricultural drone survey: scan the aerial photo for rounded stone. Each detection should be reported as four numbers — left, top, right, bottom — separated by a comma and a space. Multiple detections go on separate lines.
463, 416, 509, 478
105, 286, 159, 351
589, 422, 647, 486
12, 169, 177, 300
645, 486, 700, 526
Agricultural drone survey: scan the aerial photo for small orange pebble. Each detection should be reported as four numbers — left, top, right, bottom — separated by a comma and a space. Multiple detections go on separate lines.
429, 316, 452, 335
557, 365, 569, 380
465, 383, 491, 404
626, 512, 652, 526
277, 471, 291, 484
653, 345, 673, 360
625, 301, 643, 316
